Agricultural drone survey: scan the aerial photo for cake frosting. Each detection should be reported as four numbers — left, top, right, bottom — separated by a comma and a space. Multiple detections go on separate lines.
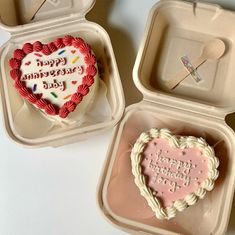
131, 128, 219, 220
9, 35, 99, 124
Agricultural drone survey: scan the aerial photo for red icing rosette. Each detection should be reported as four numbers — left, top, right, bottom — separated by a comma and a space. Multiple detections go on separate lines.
63, 35, 74, 46
45, 104, 58, 115
71, 92, 83, 104
42, 45, 51, 55
33, 41, 43, 52
14, 49, 26, 60
9, 58, 21, 69
19, 87, 30, 97
48, 42, 57, 53
37, 93, 43, 99
73, 37, 84, 48
27, 94, 38, 104
86, 65, 97, 76
22, 43, 33, 54
64, 101, 76, 112
35, 99, 48, 109
14, 80, 25, 89
10, 69, 22, 80
82, 75, 94, 87
59, 107, 69, 118
54, 38, 65, 49
84, 53, 96, 66
79, 43, 91, 55
77, 84, 89, 96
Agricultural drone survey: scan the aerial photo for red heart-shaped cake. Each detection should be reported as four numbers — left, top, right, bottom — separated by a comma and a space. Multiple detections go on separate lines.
131, 128, 219, 220
9, 35, 99, 123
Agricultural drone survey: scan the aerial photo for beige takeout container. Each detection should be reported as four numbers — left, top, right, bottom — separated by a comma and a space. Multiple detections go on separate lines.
0, 0, 125, 147
97, 1, 235, 234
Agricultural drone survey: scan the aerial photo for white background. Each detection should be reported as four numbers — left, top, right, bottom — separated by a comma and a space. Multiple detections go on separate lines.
0, 0, 235, 234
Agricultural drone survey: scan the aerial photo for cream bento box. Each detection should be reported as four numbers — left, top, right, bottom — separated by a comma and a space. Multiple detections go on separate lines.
97, 1, 235, 234
0, 0, 125, 147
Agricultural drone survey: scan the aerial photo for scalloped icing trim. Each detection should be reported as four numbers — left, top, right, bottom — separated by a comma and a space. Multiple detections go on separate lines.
130, 128, 219, 220
9, 35, 98, 118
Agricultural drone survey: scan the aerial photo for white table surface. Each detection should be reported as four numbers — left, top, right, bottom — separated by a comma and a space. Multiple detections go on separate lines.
0, 0, 235, 234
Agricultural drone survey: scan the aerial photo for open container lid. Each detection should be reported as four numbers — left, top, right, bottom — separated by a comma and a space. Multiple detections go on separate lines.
133, 0, 235, 119
0, 0, 125, 146
0, 0, 96, 33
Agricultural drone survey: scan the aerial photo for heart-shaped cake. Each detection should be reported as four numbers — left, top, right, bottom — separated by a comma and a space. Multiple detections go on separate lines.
9, 35, 99, 123
131, 128, 219, 220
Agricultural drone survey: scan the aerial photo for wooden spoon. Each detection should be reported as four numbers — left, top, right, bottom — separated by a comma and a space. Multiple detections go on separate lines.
165, 39, 226, 90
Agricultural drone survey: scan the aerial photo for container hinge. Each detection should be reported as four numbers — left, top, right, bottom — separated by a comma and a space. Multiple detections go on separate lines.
142, 98, 225, 121
11, 16, 85, 38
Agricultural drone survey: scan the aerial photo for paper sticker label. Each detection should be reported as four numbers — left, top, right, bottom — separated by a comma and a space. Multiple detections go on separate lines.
181, 56, 202, 83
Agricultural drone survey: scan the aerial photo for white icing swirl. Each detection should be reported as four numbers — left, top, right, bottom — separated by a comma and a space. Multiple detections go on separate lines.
139, 132, 151, 143
209, 169, 219, 180
185, 193, 198, 205
201, 179, 214, 191
195, 188, 206, 199
165, 206, 177, 219
174, 199, 187, 211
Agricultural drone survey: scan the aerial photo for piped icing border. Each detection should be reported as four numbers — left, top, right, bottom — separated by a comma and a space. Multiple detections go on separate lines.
130, 128, 219, 220
8, 35, 97, 118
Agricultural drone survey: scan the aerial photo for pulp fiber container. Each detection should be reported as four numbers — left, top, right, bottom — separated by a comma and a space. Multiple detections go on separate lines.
97, 1, 235, 234
0, 0, 125, 147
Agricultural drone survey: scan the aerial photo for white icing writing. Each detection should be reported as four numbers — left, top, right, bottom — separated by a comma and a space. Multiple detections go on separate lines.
152, 173, 181, 193
149, 160, 190, 187
156, 151, 195, 173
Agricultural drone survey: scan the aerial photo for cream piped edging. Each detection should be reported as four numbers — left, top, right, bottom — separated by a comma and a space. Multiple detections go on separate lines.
130, 128, 219, 220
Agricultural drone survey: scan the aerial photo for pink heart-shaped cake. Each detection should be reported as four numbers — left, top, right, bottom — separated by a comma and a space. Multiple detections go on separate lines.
9, 35, 99, 123
131, 128, 219, 220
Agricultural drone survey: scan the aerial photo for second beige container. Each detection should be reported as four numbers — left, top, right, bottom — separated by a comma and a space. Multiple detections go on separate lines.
97, 1, 235, 234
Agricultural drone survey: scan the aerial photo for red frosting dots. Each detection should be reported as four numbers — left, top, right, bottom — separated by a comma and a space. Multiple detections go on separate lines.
33, 41, 43, 52
54, 38, 65, 49
77, 84, 89, 95
48, 42, 57, 53
86, 65, 97, 76
9, 58, 21, 69
45, 104, 58, 115
59, 107, 69, 118
14, 49, 26, 60
84, 53, 96, 66
42, 45, 51, 55
35, 99, 48, 109
23, 43, 33, 54
64, 101, 76, 112
73, 37, 84, 48
79, 43, 91, 54
71, 93, 83, 104
63, 35, 74, 46
82, 75, 94, 87
19, 87, 30, 97
10, 69, 22, 80
27, 94, 38, 104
